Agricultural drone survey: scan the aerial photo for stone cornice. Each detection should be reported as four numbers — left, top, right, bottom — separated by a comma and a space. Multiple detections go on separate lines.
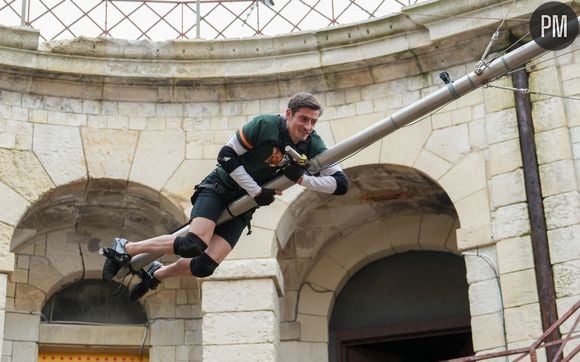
0, 0, 556, 81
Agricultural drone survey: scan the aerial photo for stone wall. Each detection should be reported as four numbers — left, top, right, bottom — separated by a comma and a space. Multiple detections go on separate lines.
0, 0, 578, 361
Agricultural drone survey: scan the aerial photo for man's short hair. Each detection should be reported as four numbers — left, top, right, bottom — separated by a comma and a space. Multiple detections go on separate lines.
287, 92, 323, 116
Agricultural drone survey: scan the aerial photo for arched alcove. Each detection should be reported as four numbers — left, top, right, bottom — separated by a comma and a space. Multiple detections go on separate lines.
328, 251, 472, 361
41, 279, 147, 325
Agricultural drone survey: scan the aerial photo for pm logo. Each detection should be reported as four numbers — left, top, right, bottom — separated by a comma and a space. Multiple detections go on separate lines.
530, 2, 578, 50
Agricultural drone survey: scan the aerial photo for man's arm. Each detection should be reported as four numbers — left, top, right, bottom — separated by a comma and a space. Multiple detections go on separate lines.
285, 163, 349, 195
217, 136, 261, 197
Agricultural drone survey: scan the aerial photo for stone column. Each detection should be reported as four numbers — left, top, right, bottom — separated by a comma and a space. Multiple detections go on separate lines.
201, 258, 283, 362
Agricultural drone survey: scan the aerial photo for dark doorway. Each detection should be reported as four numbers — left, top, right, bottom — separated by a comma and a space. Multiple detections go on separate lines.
329, 251, 473, 362
340, 324, 473, 362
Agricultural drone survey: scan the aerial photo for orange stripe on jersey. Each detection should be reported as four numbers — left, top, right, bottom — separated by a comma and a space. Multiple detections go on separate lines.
238, 129, 254, 149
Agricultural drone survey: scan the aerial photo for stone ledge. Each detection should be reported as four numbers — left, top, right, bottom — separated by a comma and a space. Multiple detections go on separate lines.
39, 323, 149, 346
206, 258, 284, 297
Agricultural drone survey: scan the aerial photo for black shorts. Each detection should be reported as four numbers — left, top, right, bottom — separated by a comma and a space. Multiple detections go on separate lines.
190, 170, 255, 247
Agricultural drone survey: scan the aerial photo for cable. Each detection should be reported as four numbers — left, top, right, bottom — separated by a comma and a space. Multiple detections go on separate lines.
484, 83, 580, 101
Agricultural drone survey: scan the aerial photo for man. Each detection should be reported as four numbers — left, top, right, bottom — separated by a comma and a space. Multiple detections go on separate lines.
101, 92, 349, 300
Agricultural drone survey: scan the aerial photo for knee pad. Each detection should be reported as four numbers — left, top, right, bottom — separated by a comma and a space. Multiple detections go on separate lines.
174, 232, 207, 258
189, 252, 218, 278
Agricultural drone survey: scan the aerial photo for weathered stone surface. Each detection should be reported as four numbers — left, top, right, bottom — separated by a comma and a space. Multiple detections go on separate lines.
496, 236, 534, 274
544, 192, 580, 230
487, 139, 522, 176
4, 312, 39, 341
439, 152, 486, 202
297, 313, 328, 343
150, 319, 185, 346
27, 256, 62, 294
471, 312, 506, 351
202, 279, 278, 314
204, 343, 278, 362
504, 303, 542, 343
492, 203, 530, 240
12, 341, 38, 361
203, 311, 277, 345
81, 128, 139, 180
0, 149, 54, 202
279, 342, 327, 362
44, 230, 83, 279
424, 124, 469, 163
553, 260, 580, 298
468, 279, 502, 316
33, 124, 87, 185
129, 130, 185, 191
163, 159, 215, 200
14, 284, 44, 312
0, 181, 29, 227
0, 223, 15, 272
485, 109, 518, 145
463, 245, 498, 284
539, 160, 577, 197
535, 127, 572, 165
531, 97, 567, 132
500, 269, 539, 308
548, 225, 580, 264
489, 169, 526, 208
380, 118, 431, 166
413, 149, 452, 181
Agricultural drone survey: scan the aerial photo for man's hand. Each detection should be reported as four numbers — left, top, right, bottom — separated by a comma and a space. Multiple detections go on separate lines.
284, 163, 305, 183
254, 188, 279, 206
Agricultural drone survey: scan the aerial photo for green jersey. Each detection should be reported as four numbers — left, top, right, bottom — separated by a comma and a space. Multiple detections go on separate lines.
216, 114, 327, 188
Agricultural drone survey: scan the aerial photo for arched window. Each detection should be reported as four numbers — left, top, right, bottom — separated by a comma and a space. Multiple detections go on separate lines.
41, 279, 147, 325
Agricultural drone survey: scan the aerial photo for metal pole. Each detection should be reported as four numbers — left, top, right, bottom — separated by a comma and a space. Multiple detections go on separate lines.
512, 67, 562, 361
196, 0, 201, 39
128, 17, 579, 272
20, 0, 27, 26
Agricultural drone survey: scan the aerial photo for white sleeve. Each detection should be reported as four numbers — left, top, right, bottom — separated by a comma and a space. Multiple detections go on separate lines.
299, 164, 343, 194
224, 136, 261, 197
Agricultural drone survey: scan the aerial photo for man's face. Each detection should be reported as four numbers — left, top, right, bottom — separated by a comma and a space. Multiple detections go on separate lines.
285, 107, 320, 143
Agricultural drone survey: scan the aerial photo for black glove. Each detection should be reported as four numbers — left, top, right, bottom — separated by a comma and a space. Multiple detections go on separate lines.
284, 163, 305, 183
254, 188, 276, 206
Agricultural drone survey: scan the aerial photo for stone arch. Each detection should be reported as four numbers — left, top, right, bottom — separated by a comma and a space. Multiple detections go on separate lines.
10, 178, 186, 312
277, 163, 465, 353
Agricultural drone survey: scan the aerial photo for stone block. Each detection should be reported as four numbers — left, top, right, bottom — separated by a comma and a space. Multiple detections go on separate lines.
27, 256, 62, 294
439, 152, 487, 203
202, 279, 278, 313
504, 303, 543, 343
535, 127, 572, 165
14, 284, 44, 311
544, 192, 580, 229
11, 341, 37, 362
553, 260, 580, 298
468, 278, 502, 316
500, 269, 539, 308
280, 322, 300, 341
279, 341, 328, 362
431, 111, 452, 129
297, 284, 334, 317
531, 97, 567, 132
306, 255, 346, 292
33, 124, 87, 185
82, 128, 139, 179
529, 66, 564, 103
470, 312, 506, 351
496, 236, 534, 274
129, 130, 185, 191
418, 214, 456, 251
0, 148, 55, 201
0, 181, 29, 227
4, 312, 39, 341
424, 124, 469, 163
456, 223, 492, 251
492, 203, 530, 240
454, 189, 490, 230
413, 149, 452, 181
229, 226, 276, 260
163, 159, 215, 200
297, 313, 328, 343
485, 109, 518, 145
149, 346, 176, 361
203, 343, 278, 362
150, 319, 185, 346
209, 258, 284, 296
489, 169, 526, 208
538, 160, 577, 197
380, 118, 432, 166
463, 245, 498, 284
386, 214, 421, 253
469, 117, 487, 150
203, 311, 277, 345
548, 225, 580, 264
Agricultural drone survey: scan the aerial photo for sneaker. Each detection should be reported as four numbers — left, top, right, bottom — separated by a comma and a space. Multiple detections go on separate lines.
129, 261, 163, 301
100, 238, 131, 282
